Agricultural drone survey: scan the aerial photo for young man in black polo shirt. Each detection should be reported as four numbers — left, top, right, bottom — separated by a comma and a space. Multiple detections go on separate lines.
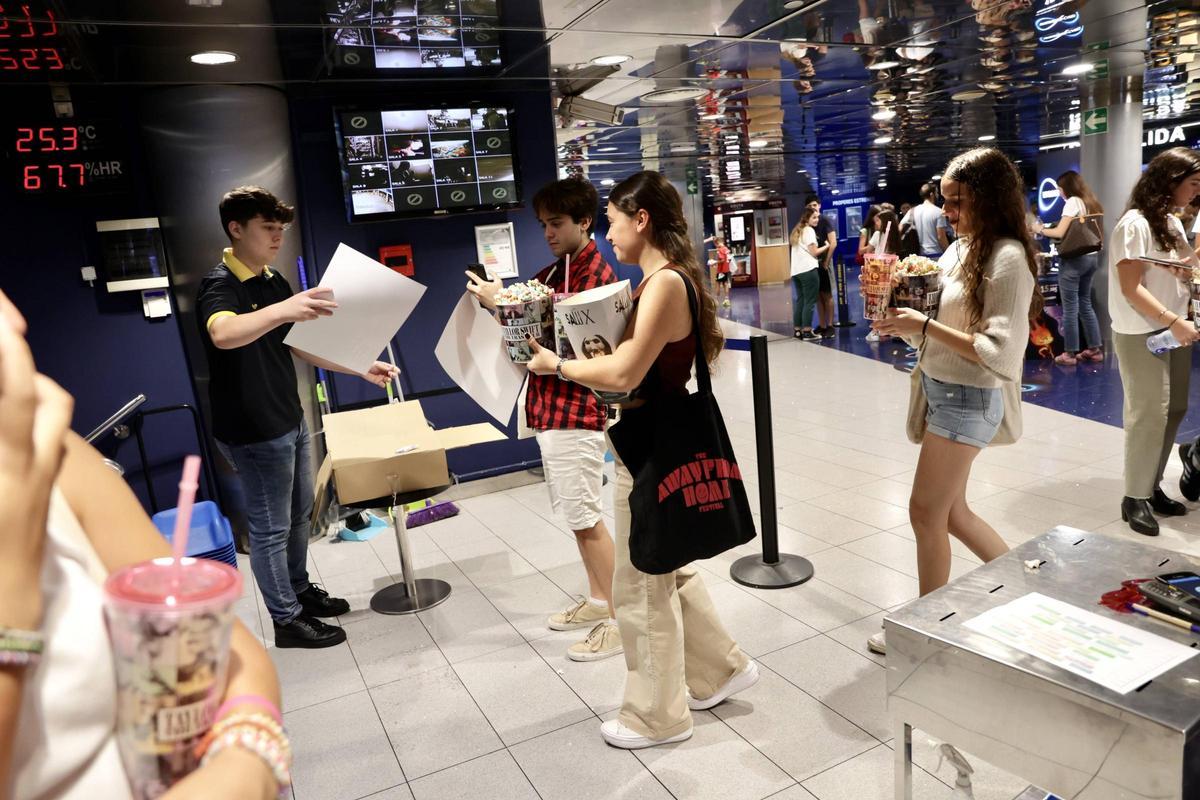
465, 178, 622, 663
807, 199, 837, 339
198, 186, 398, 649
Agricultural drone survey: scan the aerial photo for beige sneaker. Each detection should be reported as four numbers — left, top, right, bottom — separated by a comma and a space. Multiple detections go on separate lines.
548, 598, 610, 631
567, 622, 623, 662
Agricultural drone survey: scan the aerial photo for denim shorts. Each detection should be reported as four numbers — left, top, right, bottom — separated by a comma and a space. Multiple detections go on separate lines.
922, 372, 1003, 449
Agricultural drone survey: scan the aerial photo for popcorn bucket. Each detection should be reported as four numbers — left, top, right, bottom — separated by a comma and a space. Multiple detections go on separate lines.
895, 271, 942, 316
860, 253, 899, 320
551, 293, 577, 359
497, 297, 555, 363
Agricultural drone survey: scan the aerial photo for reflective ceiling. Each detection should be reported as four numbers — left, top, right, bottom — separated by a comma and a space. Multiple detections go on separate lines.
7, 0, 1200, 203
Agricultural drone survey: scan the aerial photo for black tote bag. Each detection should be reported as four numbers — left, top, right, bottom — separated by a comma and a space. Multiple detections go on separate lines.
607, 273, 756, 574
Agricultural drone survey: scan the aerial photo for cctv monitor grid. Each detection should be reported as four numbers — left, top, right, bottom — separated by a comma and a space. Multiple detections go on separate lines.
341, 107, 517, 219
329, 0, 501, 70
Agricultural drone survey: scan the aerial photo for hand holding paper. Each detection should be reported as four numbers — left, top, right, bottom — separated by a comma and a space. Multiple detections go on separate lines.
284, 244, 426, 375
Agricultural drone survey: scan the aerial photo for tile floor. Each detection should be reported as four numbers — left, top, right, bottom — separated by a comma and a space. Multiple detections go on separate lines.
235, 320, 1200, 800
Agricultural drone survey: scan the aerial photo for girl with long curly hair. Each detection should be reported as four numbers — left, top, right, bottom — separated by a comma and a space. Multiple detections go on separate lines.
1109, 147, 1200, 536
526, 171, 755, 750
1038, 170, 1106, 365
869, 147, 1039, 655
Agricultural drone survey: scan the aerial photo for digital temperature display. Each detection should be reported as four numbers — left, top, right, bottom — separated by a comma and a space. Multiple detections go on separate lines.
0, 3, 67, 73
12, 123, 126, 194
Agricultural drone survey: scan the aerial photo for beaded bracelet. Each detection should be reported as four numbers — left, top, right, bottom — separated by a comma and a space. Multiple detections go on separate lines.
214, 694, 283, 726
200, 723, 292, 796
210, 712, 286, 741
0, 628, 43, 667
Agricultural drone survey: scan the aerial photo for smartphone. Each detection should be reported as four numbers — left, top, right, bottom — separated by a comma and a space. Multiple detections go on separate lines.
1156, 571, 1200, 600
467, 262, 488, 281
1141, 256, 1193, 270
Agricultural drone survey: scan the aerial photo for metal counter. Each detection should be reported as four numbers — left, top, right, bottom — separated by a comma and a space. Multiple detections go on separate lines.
886, 527, 1200, 799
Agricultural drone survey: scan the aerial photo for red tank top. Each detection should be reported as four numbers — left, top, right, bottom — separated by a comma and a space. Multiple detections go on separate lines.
631, 266, 698, 398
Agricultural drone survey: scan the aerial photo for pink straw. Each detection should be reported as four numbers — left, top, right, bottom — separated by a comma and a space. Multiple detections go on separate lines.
564, 252, 571, 292
171, 455, 203, 565
880, 221, 893, 257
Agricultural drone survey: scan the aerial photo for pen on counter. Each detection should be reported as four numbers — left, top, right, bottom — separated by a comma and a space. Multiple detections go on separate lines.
1129, 602, 1200, 635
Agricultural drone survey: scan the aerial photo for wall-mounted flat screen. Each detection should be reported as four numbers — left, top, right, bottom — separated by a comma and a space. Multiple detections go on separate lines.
335, 105, 519, 221
327, 0, 501, 71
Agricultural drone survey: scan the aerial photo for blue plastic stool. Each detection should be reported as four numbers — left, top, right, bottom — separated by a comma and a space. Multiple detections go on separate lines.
151, 501, 237, 568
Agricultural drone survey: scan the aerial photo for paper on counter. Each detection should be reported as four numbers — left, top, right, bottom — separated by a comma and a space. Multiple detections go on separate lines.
284, 243, 425, 374
963, 592, 1197, 694
434, 292, 526, 426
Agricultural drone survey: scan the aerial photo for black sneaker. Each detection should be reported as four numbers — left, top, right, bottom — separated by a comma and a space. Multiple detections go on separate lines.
297, 584, 351, 618
273, 615, 348, 649
820, 327, 836, 339
1181, 443, 1200, 502
800, 330, 820, 341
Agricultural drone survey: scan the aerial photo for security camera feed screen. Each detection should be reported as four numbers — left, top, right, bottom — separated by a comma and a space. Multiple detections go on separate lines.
337, 106, 518, 220
327, 0, 501, 70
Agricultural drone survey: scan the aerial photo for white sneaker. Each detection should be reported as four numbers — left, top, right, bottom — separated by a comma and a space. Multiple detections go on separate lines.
865, 330, 881, 343
867, 631, 887, 655
687, 660, 759, 710
548, 597, 609, 631
567, 622, 623, 662
600, 719, 692, 750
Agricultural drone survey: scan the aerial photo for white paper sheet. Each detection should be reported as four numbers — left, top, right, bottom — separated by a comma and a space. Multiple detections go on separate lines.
283, 243, 426, 374
963, 592, 1198, 694
434, 292, 526, 426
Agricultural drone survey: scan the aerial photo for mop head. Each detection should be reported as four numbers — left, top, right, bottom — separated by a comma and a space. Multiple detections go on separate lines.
405, 498, 460, 528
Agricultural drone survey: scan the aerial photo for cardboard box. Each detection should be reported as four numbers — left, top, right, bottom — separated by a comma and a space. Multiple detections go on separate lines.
315, 400, 505, 507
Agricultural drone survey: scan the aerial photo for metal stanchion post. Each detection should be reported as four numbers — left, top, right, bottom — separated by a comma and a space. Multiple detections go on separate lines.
833, 255, 856, 328
730, 335, 814, 589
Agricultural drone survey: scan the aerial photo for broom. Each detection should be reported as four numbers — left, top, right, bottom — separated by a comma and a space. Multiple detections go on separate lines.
404, 497, 460, 527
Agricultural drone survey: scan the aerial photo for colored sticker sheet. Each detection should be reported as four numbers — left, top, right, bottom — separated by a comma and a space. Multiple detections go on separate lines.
962, 592, 1198, 694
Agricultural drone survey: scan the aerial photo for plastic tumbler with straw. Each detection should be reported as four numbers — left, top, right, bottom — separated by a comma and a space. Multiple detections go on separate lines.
861, 220, 899, 320
104, 456, 243, 799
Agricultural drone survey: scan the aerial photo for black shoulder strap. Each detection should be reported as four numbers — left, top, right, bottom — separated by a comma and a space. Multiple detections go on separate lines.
675, 268, 711, 395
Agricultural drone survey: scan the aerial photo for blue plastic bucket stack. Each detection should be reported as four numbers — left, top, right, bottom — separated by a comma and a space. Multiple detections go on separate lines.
152, 500, 238, 568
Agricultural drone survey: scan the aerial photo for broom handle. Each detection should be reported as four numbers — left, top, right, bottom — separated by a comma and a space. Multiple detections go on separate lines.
386, 343, 404, 402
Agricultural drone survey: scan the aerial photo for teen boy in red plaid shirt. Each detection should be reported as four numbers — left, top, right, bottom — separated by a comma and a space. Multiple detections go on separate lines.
466, 178, 622, 662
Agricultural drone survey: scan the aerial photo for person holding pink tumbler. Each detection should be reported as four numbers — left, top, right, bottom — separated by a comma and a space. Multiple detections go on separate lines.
0, 287, 288, 799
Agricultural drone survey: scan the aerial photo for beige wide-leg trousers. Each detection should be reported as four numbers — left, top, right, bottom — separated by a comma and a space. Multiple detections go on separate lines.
610, 451, 748, 739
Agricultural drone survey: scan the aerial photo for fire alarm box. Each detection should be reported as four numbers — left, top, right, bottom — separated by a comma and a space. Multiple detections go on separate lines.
378, 244, 413, 276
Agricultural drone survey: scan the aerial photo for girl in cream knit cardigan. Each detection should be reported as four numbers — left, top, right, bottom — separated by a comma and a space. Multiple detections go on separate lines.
869, 148, 1040, 656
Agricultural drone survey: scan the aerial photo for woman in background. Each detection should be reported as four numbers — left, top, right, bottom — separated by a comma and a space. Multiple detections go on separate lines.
1109, 148, 1200, 534
790, 209, 827, 340
1039, 171, 1106, 365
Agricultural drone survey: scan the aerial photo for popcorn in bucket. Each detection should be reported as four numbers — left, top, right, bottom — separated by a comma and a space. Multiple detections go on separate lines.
894, 255, 943, 316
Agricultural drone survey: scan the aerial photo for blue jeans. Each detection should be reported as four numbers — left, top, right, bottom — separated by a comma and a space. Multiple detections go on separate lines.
1057, 252, 1102, 353
215, 420, 314, 624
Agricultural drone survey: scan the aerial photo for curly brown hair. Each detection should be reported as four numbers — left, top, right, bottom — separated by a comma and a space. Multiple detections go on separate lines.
943, 147, 1043, 324
1128, 147, 1200, 252
608, 171, 724, 366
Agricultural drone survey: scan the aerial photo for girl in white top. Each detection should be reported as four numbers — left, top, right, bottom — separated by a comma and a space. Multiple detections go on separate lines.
0, 289, 284, 800
869, 148, 1038, 655
1107, 147, 1200, 536
1038, 170, 1105, 365
789, 209, 826, 339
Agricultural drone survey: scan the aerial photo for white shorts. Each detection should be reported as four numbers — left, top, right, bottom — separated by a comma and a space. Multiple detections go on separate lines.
535, 428, 606, 531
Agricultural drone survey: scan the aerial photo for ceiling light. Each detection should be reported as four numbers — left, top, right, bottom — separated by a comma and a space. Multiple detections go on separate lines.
869, 59, 900, 71
596, 146, 619, 152
931, 174, 941, 180
978, 134, 995, 141
591, 54, 632, 66
783, 1, 806, 8
640, 87, 707, 104
831, 189, 840, 195
190, 50, 238, 65
874, 135, 893, 145
601, 178, 614, 186
872, 108, 897, 121
700, 112, 723, 120
1061, 63, 1093, 76
878, 180, 888, 187
950, 88, 988, 102
749, 139, 769, 149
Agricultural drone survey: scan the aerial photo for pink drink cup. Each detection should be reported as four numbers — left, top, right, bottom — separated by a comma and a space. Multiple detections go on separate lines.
103, 557, 242, 799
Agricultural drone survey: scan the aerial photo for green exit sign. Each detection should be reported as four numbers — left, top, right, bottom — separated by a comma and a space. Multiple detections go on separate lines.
1083, 107, 1108, 136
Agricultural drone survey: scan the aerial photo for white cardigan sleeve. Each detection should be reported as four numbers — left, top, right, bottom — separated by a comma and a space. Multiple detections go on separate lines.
972, 242, 1036, 382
